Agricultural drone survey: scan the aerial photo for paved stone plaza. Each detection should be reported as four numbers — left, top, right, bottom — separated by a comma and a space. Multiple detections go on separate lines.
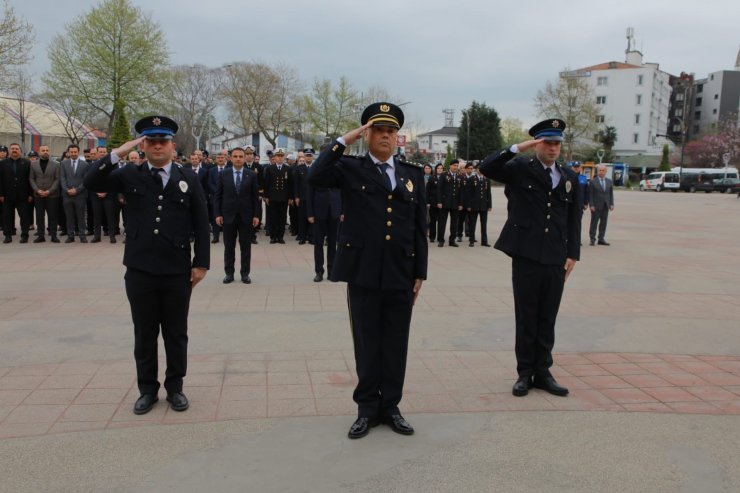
1, 189, 739, 492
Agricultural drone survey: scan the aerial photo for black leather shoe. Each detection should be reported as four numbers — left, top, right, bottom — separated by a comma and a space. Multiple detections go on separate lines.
50, 236, 60, 243
65, 237, 74, 243
166, 391, 189, 411
133, 393, 158, 415
469, 242, 474, 247
79, 236, 88, 243
223, 274, 234, 284
449, 242, 459, 247
269, 238, 277, 244
2, 237, 11, 243
33, 237, 46, 243
512, 376, 533, 397
211, 237, 219, 243
20, 236, 28, 243
481, 243, 491, 247
91, 236, 101, 243
597, 240, 610, 246
110, 236, 117, 243
278, 238, 285, 244
533, 375, 569, 396
348, 417, 379, 439
437, 242, 444, 248
298, 240, 306, 245
241, 275, 251, 284
313, 273, 323, 282
251, 238, 258, 245
589, 240, 595, 246
384, 414, 414, 435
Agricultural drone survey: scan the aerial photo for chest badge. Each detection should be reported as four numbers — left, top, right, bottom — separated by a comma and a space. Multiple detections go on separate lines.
179, 180, 188, 193
406, 180, 414, 192
565, 180, 572, 193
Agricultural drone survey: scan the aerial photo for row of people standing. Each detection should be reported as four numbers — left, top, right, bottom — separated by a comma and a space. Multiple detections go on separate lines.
424, 159, 492, 248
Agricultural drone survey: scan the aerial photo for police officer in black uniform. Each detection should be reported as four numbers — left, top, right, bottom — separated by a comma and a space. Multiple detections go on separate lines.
464, 164, 492, 247
435, 159, 464, 247
263, 148, 292, 243
84, 116, 210, 415
309, 102, 428, 439
479, 119, 580, 398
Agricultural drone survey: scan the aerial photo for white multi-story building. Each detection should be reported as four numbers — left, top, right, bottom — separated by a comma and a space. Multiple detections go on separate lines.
416, 126, 458, 162
572, 47, 673, 159
691, 51, 740, 137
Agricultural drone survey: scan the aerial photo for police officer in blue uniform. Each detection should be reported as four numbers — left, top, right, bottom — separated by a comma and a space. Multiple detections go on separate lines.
309, 102, 428, 439
479, 119, 580, 398
84, 116, 210, 415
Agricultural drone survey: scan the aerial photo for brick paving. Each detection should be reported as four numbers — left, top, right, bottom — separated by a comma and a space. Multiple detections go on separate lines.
1, 349, 739, 439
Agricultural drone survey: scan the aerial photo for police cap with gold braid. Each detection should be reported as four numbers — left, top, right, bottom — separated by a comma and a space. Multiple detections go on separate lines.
134, 115, 179, 140
361, 102, 404, 129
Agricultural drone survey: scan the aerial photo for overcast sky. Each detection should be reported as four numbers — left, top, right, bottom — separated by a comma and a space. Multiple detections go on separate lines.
16, 0, 740, 133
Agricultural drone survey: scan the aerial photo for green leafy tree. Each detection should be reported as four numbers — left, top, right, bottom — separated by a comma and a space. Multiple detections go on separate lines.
500, 117, 529, 145
443, 143, 455, 168
456, 101, 503, 160
658, 144, 671, 171
303, 76, 361, 140
534, 73, 601, 161
0, 0, 34, 89
42, 0, 169, 135
108, 99, 130, 149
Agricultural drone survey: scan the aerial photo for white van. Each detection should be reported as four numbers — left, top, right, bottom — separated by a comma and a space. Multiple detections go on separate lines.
639, 172, 680, 192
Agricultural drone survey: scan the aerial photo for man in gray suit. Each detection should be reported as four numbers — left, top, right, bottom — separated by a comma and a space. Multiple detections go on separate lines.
60, 144, 90, 243
588, 164, 614, 246
29, 145, 61, 243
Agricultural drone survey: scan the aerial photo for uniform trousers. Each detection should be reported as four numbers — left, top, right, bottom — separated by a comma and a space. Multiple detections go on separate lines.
589, 207, 609, 242
297, 201, 310, 241
428, 206, 438, 241
2, 199, 32, 237
467, 210, 488, 244
457, 209, 468, 237
269, 201, 288, 240
436, 208, 458, 243
125, 268, 191, 395
313, 216, 338, 274
512, 256, 564, 378
63, 195, 87, 237
34, 196, 59, 237
223, 215, 253, 276
348, 283, 413, 419
91, 195, 116, 237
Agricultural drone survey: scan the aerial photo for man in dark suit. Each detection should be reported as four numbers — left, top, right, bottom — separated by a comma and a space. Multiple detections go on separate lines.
309, 102, 428, 439
263, 148, 292, 244
29, 145, 61, 243
435, 159, 464, 247
242, 145, 263, 244
0, 143, 33, 243
293, 153, 311, 244
84, 116, 210, 415
306, 165, 341, 282
479, 119, 580, 398
588, 164, 614, 246
464, 164, 492, 247
207, 151, 229, 243
214, 147, 260, 284
60, 144, 90, 243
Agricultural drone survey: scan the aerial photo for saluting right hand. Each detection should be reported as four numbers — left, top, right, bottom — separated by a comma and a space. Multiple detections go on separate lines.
113, 136, 145, 159
341, 122, 373, 146
515, 139, 543, 153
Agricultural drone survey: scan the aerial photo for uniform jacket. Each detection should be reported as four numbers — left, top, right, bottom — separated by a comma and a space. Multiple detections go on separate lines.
243, 161, 263, 195
60, 159, 90, 198
0, 158, 33, 201
84, 155, 210, 275
425, 175, 439, 206
308, 141, 428, 289
588, 176, 614, 210
264, 163, 292, 202
436, 171, 465, 209
306, 183, 341, 221
479, 149, 581, 265
29, 159, 61, 198
292, 164, 310, 200
464, 174, 492, 211
213, 167, 260, 225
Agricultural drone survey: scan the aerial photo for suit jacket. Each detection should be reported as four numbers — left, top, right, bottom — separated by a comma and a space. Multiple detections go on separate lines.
190, 166, 209, 194
60, 159, 90, 198
264, 164, 292, 202
463, 174, 492, 211
292, 164, 310, 200
84, 155, 210, 275
308, 141, 428, 289
29, 159, 61, 198
306, 183, 341, 221
588, 177, 614, 210
0, 158, 33, 201
213, 167, 260, 225
479, 149, 581, 265
436, 171, 465, 209
243, 161, 263, 194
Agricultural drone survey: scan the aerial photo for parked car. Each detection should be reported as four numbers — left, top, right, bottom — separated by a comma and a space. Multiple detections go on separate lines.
712, 178, 740, 194
639, 171, 680, 192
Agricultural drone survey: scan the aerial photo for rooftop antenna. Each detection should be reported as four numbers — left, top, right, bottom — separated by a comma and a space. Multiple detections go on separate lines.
442, 108, 454, 127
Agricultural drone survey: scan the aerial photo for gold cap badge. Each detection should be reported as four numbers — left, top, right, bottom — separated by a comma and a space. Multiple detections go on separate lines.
380, 104, 390, 112
552, 120, 559, 128
152, 117, 162, 126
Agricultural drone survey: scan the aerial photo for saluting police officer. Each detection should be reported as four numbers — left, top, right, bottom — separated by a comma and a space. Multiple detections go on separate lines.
84, 116, 210, 415
479, 119, 580, 398
309, 102, 428, 439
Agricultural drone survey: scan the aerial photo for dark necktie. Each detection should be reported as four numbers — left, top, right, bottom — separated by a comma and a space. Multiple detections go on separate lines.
235, 170, 242, 194
377, 162, 392, 191
546, 167, 553, 189
151, 167, 164, 189
601, 178, 605, 190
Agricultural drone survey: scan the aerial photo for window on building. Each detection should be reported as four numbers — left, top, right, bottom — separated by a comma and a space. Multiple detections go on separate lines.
714, 94, 719, 100
637, 75, 644, 85
441, 140, 448, 144
633, 133, 639, 144
596, 96, 606, 104
710, 74, 714, 81
597, 77, 608, 86
696, 97, 702, 106
595, 115, 605, 123
672, 124, 682, 132
697, 84, 703, 93
713, 109, 717, 114
694, 111, 701, 119
675, 108, 683, 117
675, 92, 684, 101
635, 114, 641, 124
636, 94, 642, 105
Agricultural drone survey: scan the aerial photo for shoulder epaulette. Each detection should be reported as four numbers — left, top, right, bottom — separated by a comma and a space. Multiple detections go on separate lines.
176, 163, 183, 168
397, 158, 424, 169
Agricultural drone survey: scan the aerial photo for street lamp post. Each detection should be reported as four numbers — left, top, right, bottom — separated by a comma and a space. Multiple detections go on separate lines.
723, 153, 731, 179
466, 111, 471, 161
